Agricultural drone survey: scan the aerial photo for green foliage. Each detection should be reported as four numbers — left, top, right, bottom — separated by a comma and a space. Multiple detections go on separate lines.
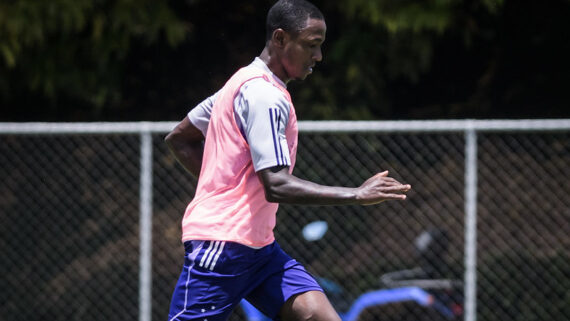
340, 0, 456, 33
290, 0, 508, 120
3, 0, 570, 121
339, 0, 504, 33
0, 0, 188, 106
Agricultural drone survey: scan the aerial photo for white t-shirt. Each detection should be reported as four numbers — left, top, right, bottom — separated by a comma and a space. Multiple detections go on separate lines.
188, 58, 292, 171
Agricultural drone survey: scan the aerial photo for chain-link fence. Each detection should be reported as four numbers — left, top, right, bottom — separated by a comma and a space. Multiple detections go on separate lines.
1, 120, 569, 321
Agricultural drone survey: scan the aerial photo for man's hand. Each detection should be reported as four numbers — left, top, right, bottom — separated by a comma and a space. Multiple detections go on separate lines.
355, 171, 411, 205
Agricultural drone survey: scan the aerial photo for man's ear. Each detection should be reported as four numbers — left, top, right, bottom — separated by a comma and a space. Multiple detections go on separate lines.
271, 28, 288, 48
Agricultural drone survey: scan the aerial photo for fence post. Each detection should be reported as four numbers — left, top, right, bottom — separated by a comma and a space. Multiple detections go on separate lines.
464, 123, 478, 321
139, 128, 153, 321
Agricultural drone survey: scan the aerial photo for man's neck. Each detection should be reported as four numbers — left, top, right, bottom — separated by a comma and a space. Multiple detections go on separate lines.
259, 47, 289, 84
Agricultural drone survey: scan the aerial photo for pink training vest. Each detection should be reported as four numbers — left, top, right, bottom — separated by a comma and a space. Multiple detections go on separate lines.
181, 66, 298, 247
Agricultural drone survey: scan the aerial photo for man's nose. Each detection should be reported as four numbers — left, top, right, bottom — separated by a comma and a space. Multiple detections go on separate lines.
313, 47, 322, 62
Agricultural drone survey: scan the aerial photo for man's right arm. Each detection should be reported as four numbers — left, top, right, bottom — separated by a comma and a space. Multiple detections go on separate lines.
164, 117, 205, 178
166, 90, 218, 177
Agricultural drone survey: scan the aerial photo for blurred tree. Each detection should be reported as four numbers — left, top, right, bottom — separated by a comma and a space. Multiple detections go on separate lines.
292, 0, 507, 119
295, 0, 570, 120
1, 0, 569, 121
0, 0, 187, 120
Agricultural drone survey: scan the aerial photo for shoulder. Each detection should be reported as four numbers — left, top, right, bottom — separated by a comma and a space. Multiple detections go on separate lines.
240, 78, 290, 111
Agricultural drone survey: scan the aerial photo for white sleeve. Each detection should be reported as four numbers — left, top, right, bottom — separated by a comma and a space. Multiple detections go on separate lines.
238, 79, 291, 171
187, 90, 219, 136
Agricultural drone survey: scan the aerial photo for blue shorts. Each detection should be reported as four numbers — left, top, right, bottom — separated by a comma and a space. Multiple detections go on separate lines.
168, 240, 323, 321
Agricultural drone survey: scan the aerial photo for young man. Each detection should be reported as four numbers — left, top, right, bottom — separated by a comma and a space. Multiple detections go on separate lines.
165, 1, 411, 320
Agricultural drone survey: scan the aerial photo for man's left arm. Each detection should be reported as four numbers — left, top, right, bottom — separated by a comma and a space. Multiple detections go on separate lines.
242, 81, 411, 206
257, 166, 410, 206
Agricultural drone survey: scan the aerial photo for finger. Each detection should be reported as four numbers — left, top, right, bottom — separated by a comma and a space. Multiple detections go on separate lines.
376, 171, 389, 177
384, 179, 409, 187
380, 184, 411, 192
372, 177, 410, 188
378, 177, 398, 184
371, 176, 403, 186
381, 193, 407, 200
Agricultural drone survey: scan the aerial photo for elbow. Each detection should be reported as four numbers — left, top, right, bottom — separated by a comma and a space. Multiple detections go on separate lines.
257, 167, 293, 203
165, 120, 205, 152
164, 130, 182, 152
263, 185, 281, 203
164, 131, 173, 146
262, 179, 293, 203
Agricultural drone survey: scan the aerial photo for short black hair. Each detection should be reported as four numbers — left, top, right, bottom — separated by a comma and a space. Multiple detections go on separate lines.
266, 0, 324, 41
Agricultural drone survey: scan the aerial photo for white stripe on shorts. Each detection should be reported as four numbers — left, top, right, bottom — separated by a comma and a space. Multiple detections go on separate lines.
208, 241, 225, 271
198, 241, 215, 268
203, 241, 221, 269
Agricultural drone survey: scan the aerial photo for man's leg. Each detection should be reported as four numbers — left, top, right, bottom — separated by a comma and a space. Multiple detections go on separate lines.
168, 240, 257, 321
279, 290, 341, 321
243, 242, 341, 321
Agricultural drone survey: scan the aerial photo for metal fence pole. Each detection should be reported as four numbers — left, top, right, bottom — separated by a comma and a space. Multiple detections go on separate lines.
464, 124, 478, 321
139, 129, 153, 321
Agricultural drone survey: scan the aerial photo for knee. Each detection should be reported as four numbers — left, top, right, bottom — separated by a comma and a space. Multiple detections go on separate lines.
295, 304, 340, 321
282, 292, 341, 321
310, 307, 341, 321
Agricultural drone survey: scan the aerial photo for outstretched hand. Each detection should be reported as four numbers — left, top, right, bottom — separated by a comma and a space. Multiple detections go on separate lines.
355, 171, 411, 205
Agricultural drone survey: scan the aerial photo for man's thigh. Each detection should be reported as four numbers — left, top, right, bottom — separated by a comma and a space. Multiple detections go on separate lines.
168, 241, 255, 321
279, 291, 341, 321
168, 240, 328, 321
245, 255, 325, 319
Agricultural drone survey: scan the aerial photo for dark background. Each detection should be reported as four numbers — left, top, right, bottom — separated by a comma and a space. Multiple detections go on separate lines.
1, 0, 569, 122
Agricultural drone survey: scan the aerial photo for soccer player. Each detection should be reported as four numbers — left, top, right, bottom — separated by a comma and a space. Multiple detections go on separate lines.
165, 1, 411, 320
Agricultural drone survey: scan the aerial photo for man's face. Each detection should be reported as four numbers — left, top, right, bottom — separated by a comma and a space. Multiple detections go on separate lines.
282, 18, 326, 81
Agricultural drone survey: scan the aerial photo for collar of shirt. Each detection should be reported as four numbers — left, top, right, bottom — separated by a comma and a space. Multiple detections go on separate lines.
251, 57, 287, 88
